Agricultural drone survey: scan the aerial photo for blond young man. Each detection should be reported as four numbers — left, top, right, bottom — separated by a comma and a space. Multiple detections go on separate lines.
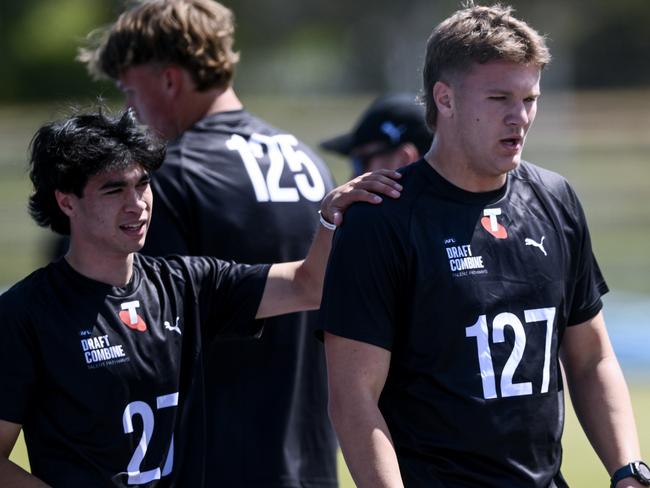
320, 4, 647, 488
79, 1, 342, 486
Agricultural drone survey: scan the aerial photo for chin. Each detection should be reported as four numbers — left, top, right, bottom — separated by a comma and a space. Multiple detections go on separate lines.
503, 155, 522, 171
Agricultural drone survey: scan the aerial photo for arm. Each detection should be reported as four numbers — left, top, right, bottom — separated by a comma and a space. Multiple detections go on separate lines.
0, 420, 50, 487
255, 170, 402, 318
560, 311, 645, 488
324, 332, 404, 487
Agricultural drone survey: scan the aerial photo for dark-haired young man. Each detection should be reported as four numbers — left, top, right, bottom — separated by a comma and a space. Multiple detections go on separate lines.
320, 4, 647, 488
0, 109, 401, 487
77, 3, 340, 485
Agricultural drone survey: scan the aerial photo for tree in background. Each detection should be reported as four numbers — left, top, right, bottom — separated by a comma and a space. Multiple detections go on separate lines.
0, 0, 648, 102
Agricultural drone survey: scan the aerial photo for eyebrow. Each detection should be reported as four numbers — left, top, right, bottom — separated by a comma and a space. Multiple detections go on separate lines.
98, 173, 150, 191
485, 87, 541, 96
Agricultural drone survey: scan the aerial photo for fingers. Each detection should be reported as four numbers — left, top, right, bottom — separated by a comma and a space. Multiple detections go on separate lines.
359, 169, 403, 180
351, 178, 402, 200
319, 170, 404, 226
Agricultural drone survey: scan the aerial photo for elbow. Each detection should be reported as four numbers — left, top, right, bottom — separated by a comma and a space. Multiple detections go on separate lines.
295, 267, 323, 311
327, 388, 347, 433
306, 286, 322, 310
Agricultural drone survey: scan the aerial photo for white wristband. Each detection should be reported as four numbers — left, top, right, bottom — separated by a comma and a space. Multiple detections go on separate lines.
318, 210, 337, 231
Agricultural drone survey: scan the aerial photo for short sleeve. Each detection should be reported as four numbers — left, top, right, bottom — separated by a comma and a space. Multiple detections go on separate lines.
319, 203, 408, 350
0, 291, 41, 424
565, 187, 609, 326
181, 256, 271, 340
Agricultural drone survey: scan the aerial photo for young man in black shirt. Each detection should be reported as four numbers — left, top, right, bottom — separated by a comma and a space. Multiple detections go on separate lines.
77, 2, 340, 485
0, 109, 401, 487
321, 4, 648, 488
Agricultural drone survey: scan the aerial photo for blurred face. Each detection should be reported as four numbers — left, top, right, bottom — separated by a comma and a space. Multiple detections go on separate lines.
118, 64, 178, 140
445, 60, 540, 188
66, 164, 153, 260
351, 141, 409, 176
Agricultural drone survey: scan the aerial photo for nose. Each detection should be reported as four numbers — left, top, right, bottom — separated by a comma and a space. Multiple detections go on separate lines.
123, 188, 148, 213
505, 101, 531, 127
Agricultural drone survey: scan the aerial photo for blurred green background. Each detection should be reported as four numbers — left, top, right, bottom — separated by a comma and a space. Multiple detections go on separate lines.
1, 0, 649, 485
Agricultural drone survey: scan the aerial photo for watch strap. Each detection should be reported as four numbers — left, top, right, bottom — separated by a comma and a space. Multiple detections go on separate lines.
611, 464, 635, 488
611, 461, 650, 487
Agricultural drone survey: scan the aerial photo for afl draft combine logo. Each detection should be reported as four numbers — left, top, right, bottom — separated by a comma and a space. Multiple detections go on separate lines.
481, 208, 508, 239
119, 301, 147, 332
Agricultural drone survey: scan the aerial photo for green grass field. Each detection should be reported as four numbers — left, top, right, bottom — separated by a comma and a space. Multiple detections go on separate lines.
2, 90, 649, 484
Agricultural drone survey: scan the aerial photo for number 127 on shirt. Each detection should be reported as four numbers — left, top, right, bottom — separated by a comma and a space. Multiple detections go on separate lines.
465, 307, 556, 399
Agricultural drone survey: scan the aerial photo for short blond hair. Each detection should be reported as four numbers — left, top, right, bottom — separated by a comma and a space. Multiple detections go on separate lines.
78, 0, 239, 90
421, 4, 551, 129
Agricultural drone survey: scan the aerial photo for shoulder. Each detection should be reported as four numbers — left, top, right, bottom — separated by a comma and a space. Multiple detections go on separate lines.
0, 265, 52, 321
513, 161, 575, 195
134, 253, 199, 277
510, 162, 593, 240
345, 159, 431, 225
335, 161, 429, 254
134, 253, 238, 281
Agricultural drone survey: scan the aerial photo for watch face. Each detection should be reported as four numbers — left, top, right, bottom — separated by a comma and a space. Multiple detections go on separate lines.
637, 461, 650, 482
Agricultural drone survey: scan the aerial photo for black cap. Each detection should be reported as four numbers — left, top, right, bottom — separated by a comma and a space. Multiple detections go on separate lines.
320, 93, 432, 156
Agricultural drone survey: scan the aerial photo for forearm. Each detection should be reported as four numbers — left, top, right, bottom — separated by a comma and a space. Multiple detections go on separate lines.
292, 223, 335, 306
330, 399, 404, 488
0, 458, 50, 487
566, 354, 641, 474
256, 170, 402, 318
256, 225, 332, 318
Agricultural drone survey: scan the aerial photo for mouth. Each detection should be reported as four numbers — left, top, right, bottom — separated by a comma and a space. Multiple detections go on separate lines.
120, 221, 147, 237
499, 135, 523, 153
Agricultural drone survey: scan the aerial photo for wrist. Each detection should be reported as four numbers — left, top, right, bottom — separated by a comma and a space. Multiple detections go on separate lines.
611, 461, 650, 488
318, 210, 337, 231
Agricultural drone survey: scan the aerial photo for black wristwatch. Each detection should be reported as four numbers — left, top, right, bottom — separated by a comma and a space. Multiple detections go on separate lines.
610, 460, 650, 487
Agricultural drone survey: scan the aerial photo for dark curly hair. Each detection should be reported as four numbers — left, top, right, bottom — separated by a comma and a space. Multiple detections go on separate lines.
28, 108, 166, 235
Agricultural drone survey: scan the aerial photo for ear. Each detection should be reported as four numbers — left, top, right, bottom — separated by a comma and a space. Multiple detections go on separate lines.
55, 190, 76, 219
392, 143, 421, 169
433, 80, 454, 119
161, 65, 185, 98
399, 143, 421, 164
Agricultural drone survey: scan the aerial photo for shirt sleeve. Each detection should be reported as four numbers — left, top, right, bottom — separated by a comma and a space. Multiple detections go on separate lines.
182, 256, 271, 341
319, 202, 409, 350
0, 291, 41, 424
565, 186, 609, 326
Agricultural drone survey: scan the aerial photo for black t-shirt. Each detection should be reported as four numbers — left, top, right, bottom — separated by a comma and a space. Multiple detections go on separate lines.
0, 254, 269, 487
140, 110, 338, 487
320, 159, 608, 488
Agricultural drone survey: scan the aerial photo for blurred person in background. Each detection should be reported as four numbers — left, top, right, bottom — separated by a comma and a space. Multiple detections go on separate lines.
78, 1, 340, 487
320, 93, 432, 177
320, 3, 648, 488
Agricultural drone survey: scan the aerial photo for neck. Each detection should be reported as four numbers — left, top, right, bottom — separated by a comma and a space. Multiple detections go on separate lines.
204, 86, 244, 115
424, 136, 507, 193
65, 242, 134, 287
174, 85, 243, 136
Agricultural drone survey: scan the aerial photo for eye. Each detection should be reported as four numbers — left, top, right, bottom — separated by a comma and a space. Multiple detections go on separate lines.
488, 95, 506, 101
